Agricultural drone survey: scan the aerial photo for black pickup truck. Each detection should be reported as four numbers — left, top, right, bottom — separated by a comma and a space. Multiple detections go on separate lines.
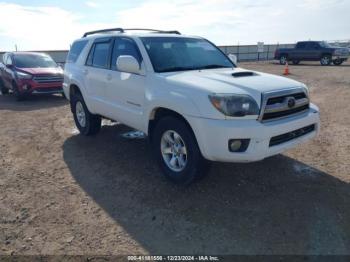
274, 41, 349, 66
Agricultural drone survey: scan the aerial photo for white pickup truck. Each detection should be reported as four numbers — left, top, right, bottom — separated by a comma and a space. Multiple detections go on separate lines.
63, 28, 320, 184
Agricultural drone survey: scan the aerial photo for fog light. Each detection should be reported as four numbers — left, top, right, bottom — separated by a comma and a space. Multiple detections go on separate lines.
229, 140, 242, 151
22, 84, 29, 90
228, 139, 250, 152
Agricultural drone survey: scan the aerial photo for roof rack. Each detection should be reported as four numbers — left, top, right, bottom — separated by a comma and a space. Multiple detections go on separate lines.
82, 28, 180, 37
83, 28, 124, 37
124, 28, 181, 35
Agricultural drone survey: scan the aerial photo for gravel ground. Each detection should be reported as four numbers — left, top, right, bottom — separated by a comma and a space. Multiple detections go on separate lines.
0, 61, 349, 256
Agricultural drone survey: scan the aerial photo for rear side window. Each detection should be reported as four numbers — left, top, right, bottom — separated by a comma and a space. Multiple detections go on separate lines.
92, 42, 111, 68
296, 42, 307, 49
86, 41, 111, 69
67, 40, 88, 63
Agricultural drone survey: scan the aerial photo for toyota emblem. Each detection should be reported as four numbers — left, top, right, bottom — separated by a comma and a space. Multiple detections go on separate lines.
286, 97, 296, 108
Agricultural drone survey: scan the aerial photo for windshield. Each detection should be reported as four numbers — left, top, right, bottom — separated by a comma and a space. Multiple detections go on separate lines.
141, 37, 234, 73
319, 41, 334, 48
14, 54, 57, 68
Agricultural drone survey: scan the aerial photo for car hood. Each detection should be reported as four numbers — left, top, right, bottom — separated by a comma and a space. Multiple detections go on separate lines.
16, 67, 63, 75
162, 67, 304, 104
332, 47, 350, 55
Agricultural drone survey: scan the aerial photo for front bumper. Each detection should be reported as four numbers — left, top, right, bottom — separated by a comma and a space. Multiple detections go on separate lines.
17, 79, 63, 94
188, 103, 320, 162
332, 55, 348, 61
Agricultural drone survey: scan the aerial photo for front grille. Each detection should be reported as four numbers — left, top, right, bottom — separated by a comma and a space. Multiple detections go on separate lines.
261, 91, 309, 121
269, 124, 315, 147
33, 75, 63, 83
34, 87, 63, 93
266, 92, 306, 105
263, 104, 309, 120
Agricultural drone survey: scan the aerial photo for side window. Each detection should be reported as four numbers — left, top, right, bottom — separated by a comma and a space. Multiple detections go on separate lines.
307, 42, 320, 49
7, 55, 13, 65
111, 38, 142, 70
296, 42, 306, 49
67, 40, 88, 63
87, 41, 111, 69
2, 54, 7, 64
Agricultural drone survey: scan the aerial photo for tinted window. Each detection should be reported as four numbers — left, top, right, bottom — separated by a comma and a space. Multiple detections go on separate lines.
7, 56, 13, 65
2, 54, 7, 64
91, 42, 111, 68
67, 40, 88, 63
306, 42, 320, 49
14, 54, 57, 68
141, 37, 233, 73
296, 42, 307, 49
111, 38, 142, 70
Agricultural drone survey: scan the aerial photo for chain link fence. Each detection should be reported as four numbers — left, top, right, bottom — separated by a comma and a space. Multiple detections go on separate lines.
1, 40, 349, 64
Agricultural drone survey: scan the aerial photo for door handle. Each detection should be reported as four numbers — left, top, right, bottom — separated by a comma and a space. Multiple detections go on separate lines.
83, 69, 88, 75
107, 74, 112, 81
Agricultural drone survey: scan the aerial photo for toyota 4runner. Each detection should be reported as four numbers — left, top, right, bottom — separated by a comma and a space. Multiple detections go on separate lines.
63, 28, 320, 184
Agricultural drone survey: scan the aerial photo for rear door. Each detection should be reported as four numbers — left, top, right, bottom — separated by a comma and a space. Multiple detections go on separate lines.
83, 37, 113, 115
292, 42, 308, 60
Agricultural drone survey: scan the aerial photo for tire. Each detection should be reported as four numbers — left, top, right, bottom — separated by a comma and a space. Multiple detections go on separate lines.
71, 92, 101, 136
152, 116, 209, 185
279, 55, 288, 65
292, 60, 300, 65
12, 82, 25, 101
0, 78, 9, 95
333, 59, 343, 66
320, 54, 331, 66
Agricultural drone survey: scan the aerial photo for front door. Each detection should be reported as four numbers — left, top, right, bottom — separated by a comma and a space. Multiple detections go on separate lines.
105, 37, 146, 131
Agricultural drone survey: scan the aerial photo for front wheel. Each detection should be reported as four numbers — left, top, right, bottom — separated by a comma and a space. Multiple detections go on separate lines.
279, 55, 288, 65
12, 82, 25, 101
71, 92, 101, 136
152, 116, 209, 185
292, 60, 300, 65
320, 55, 331, 66
333, 59, 344, 66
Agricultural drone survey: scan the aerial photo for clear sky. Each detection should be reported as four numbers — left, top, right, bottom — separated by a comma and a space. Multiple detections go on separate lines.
0, 0, 349, 51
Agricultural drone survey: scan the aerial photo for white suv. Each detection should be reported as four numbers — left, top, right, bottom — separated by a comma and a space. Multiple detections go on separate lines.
63, 28, 320, 184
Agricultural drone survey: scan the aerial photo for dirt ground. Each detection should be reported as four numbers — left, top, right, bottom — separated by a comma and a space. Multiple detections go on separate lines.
0, 61, 350, 256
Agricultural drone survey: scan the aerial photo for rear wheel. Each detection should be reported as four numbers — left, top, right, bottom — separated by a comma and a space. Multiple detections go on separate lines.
152, 116, 209, 185
71, 92, 101, 136
279, 55, 288, 65
333, 59, 344, 66
320, 55, 331, 66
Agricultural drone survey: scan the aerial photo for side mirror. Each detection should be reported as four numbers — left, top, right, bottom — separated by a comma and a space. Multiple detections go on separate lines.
228, 54, 237, 66
6, 63, 13, 69
116, 55, 140, 74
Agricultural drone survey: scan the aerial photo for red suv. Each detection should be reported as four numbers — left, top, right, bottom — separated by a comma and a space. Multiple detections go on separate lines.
0, 52, 64, 100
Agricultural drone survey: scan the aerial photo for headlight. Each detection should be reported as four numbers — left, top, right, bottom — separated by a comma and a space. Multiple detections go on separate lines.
333, 49, 342, 55
209, 94, 259, 117
16, 71, 32, 80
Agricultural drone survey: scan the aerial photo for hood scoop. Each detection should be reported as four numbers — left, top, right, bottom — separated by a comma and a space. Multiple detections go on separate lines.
231, 71, 257, 78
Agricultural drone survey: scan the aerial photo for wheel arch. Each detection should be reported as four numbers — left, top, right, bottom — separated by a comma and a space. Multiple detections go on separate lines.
68, 83, 95, 114
320, 52, 332, 59
148, 107, 199, 148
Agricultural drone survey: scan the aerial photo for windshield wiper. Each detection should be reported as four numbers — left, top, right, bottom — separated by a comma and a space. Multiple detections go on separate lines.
196, 64, 232, 70
158, 66, 198, 73
158, 65, 231, 73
